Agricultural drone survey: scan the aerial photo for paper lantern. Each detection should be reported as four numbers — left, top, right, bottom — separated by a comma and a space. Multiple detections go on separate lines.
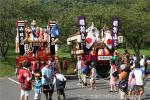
104, 48, 109, 55
98, 49, 103, 55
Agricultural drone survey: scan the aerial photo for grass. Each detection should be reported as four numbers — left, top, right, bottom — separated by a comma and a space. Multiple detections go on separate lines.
0, 62, 15, 77
0, 43, 150, 77
0, 44, 17, 77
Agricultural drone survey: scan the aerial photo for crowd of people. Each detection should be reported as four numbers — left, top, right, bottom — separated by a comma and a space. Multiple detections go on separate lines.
74, 49, 148, 100
108, 49, 148, 100
16, 49, 148, 100
16, 58, 67, 100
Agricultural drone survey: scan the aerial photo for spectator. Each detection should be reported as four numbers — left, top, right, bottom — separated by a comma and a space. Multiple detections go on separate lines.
118, 64, 128, 100
60, 57, 69, 74
50, 59, 56, 77
131, 63, 145, 100
90, 62, 97, 90
53, 71, 67, 100
74, 56, 84, 85
128, 65, 136, 99
34, 72, 42, 100
82, 61, 89, 86
41, 61, 54, 100
132, 54, 137, 67
140, 55, 146, 71
109, 59, 117, 92
17, 61, 32, 100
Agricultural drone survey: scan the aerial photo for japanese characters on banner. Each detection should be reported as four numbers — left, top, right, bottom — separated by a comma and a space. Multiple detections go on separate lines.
78, 16, 86, 51
112, 17, 119, 49
16, 21, 26, 55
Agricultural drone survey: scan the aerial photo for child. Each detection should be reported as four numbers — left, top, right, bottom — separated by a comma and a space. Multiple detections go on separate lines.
90, 62, 97, 90
128, 66, 136, 99
82, 61, 89, 86
34, 72, 42, 100
109, 60, 117, 92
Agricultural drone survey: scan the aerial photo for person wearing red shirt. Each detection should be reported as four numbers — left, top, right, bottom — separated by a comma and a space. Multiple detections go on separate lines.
17, 61, 32, 100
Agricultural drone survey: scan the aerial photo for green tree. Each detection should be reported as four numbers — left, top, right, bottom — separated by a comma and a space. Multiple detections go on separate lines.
119, 0, 150, 60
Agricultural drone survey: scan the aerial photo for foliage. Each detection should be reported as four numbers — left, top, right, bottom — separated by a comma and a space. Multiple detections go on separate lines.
0, 0, 150, 61
0, 33, 9, 61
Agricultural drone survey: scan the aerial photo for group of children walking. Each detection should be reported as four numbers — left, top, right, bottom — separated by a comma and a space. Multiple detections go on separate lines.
75, 56, 97, 90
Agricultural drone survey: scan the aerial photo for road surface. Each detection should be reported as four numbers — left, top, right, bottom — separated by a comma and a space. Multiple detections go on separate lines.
0, 75, 150, 100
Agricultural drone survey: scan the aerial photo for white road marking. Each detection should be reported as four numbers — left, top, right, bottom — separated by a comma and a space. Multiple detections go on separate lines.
8, 77, 20, 85
7, 77, 150, 90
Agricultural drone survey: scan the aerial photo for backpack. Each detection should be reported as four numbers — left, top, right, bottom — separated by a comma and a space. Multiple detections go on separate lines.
55, 76, 65, 89
118, 79, 128, 90
118, 72, 128, 90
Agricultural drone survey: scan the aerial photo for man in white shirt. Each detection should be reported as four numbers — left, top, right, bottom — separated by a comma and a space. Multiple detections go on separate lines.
140, 55, 146, 71
53, 72, 67, 100
75, 56, 84, 84
131, 63, 145, 100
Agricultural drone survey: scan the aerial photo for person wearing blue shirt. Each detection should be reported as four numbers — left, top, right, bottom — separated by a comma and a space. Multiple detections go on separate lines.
41, 61, 54, 100
34, 72, 42, 100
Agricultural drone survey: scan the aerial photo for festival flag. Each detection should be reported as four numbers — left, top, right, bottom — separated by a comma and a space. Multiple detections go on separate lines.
86, 33, 96, 49
50, 24, 60, 37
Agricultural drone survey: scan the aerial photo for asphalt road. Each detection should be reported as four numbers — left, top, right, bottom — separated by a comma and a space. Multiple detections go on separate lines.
0, 76, 150, 100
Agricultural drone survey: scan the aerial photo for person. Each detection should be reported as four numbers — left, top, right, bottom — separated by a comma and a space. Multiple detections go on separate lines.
33, 72, 42, 100
17, 61, 32, 100
132, 54, 137, 67
140, 55, 145, 71
118, 64, 128, 100
109, 59, 117, 92
90, 62, 97, 90
131, 63, 145, 100
128, 65, 136, 99
50, 58, 56, 77
53, 71, 67, 100
41, 61, 54, 100
74, 56, 84, 85
143, 55, 148, 73
60, 57, 69, 74
82, 61, 89, 86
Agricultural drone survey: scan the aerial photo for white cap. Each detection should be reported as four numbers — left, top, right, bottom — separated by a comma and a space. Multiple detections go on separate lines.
120, 64, 126, 70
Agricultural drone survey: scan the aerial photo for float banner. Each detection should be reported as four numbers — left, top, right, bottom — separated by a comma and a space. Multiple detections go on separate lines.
48, 20, 57, 55
17, 20, 26, 55
112, 17, 119, 49
78, 16, 86, 53
50, 24, 60, 37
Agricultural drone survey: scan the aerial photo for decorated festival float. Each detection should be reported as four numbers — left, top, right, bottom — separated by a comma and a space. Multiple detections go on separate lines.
67, 17, 123, 77
15, 19, 60, 74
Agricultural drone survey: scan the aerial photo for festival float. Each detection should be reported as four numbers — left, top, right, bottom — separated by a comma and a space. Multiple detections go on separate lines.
67, 17, 123, 77
15, 20, 60, 72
